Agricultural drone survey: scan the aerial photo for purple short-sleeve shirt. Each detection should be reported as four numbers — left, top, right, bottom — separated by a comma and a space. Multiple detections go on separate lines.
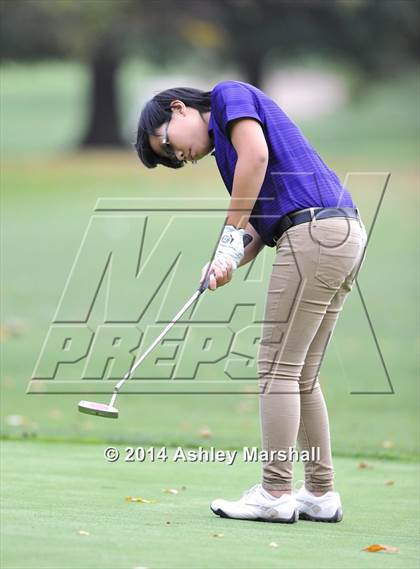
208, 80, 356, 247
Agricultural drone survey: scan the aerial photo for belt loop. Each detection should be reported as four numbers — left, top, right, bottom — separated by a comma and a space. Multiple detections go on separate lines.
310, 207, 317, 227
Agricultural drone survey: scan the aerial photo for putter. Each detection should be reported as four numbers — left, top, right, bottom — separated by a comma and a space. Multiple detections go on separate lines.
78, 233, 252, 419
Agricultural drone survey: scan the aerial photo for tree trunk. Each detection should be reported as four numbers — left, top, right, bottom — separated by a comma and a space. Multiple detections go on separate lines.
243, 54, 264, 90
234, 48, 265, 90
82, 50, 124, 147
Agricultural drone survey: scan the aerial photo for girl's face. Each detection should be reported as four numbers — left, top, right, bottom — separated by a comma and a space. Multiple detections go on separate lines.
149, 100, 213, 164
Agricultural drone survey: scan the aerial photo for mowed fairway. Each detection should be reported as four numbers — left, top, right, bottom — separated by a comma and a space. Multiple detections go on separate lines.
1, 63, 419, 568
1, 440, 419, 569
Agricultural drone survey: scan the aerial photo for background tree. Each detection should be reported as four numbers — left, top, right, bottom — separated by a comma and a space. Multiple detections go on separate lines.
217, 0, 419, 90
1, 0, 418, 147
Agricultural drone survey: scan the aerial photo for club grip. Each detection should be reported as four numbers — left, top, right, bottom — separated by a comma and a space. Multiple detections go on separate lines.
198, 232, 253, 293
198, 271, 214, 294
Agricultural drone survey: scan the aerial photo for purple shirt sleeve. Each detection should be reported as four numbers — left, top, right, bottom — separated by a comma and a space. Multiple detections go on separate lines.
211, 81, 263, 141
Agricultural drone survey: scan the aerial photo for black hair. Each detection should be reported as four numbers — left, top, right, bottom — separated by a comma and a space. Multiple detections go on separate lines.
134, 87, 212, 169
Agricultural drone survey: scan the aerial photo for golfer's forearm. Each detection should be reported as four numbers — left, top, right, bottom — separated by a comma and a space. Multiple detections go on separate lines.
225, 156, 268, 229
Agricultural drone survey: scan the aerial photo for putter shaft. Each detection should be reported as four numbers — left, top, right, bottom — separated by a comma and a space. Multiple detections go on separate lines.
109, 286, 204, 408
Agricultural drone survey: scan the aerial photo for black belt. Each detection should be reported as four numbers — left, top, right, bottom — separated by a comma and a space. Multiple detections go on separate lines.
271, 207, 360, 246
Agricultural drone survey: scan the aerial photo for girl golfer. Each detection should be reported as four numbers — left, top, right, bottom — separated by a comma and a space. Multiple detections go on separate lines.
135, 80, 367, 523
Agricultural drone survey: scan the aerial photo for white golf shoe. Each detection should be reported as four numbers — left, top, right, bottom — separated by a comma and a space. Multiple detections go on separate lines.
210, 484, 299, 523
294, 483, 343, 522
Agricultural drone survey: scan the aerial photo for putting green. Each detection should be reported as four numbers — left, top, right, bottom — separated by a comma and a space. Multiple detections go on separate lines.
1, 439, 419, 569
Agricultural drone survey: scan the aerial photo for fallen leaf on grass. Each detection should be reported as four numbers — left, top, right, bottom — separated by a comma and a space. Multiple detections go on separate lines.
199, 427, 212, 438
362, 544, 399, 553
77, 530, 90, 536
125, 496, 157, 504
269, 542, 279, 548
211, 533, 224, 538
384, 480, 395, 485
358, 461, 373, 469
162, 488, 178, 495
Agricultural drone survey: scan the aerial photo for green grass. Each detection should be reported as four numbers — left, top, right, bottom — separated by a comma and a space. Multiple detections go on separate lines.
1, 440, 419, 569
0, 62, 89, 156
1, 62, 419, 568
1, 151, 418, 459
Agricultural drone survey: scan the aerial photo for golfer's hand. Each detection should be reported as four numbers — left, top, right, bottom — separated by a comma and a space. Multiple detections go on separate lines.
215, 225, 246, 269
200, 260, 234, 291
199, 225, 245, 291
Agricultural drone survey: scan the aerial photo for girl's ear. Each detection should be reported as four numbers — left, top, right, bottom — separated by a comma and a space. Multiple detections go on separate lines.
170, 100, 187, 116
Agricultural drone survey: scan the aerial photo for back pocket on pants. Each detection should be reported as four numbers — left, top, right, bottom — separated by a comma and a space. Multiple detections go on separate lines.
314, 229, 362, 290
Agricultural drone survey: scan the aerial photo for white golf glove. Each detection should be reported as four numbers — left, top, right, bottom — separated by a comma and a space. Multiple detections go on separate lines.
213, 224, 246, 270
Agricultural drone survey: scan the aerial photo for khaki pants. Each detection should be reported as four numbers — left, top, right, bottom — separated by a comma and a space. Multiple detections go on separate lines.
257, 216, 368, 493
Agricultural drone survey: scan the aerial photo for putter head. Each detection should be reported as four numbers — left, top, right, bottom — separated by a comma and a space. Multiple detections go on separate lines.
78, 400, 119, 419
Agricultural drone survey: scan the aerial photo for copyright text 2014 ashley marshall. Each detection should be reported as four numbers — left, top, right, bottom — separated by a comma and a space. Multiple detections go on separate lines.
108, 446, 321, 465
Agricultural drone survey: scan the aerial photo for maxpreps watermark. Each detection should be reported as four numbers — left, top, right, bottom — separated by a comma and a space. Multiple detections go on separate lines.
104, 445, 321, 465
28, 175, 392, 396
